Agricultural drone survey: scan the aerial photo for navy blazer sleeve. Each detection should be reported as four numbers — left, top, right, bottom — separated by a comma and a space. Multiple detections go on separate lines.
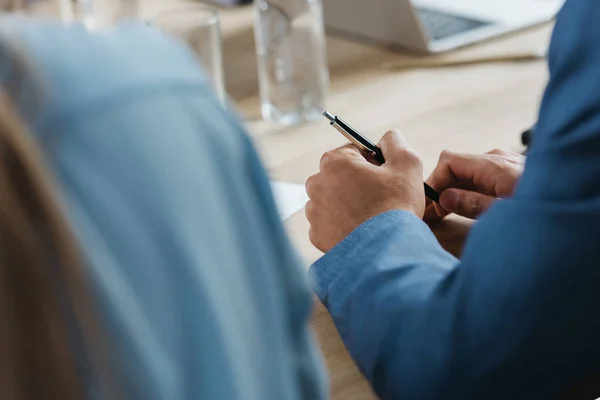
310, 1, 600, 399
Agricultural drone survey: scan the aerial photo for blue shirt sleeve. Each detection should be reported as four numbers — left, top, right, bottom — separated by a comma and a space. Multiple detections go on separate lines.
311, 1, 600, 398
1, 20, 328, 400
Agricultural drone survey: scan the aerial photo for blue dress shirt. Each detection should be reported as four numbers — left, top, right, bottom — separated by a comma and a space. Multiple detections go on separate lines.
312, 0, 600, 399
0, 20, 327, 400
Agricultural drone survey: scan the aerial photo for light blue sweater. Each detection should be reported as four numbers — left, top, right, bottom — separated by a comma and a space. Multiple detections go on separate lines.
0, 19, 327, 400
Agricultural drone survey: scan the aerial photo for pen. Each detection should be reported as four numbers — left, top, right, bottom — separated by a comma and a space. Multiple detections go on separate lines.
521, 124, 535, 146
323, 111, 440, 203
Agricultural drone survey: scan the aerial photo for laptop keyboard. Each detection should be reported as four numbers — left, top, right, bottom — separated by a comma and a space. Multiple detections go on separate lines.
416, 7, 491, 41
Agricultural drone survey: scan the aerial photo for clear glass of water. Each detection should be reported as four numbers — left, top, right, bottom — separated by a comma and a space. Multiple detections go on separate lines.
153, 5, 226, 106
254, 0, 329, 125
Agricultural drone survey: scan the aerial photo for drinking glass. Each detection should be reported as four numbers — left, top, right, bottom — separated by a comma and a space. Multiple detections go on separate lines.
153, 5, 226, 106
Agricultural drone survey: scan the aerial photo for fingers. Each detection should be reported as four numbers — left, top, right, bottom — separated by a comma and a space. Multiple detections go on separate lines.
424, 148, 522, 221
427, 150, 503, 196
377, 130, 422, 169
439, 188, 496, 220
305, 174, 318, 199
339, 143, 363, 155
319, 144, 368, 170
422, 196, 454, 223
322, 130, 421, 172
423, 189, 495, 223
378, 129, 412, 151
423, 202, 449, 223
486, 148, 508, 156
426, 150, 469, 193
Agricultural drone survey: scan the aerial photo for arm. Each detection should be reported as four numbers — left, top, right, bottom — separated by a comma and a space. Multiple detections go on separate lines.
310, 1, 600, 398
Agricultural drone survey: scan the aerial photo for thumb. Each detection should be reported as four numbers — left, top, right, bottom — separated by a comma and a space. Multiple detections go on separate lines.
378, 130, 417, 167
439, 189, 496, 220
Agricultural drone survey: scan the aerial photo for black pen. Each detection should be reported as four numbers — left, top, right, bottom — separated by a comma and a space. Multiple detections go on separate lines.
323, 111, 440, 203
521, 124, 535, 146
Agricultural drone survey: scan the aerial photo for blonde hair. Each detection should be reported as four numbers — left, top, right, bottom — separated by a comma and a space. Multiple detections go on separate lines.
0, 34, 109, 400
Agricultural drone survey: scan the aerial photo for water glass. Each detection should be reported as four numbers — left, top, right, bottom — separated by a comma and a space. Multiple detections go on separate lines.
153, 6, 226, 106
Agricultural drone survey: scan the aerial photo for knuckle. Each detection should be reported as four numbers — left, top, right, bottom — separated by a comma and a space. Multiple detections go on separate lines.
319, 150, 337, 169
305, 201, 314, 220
308, 227, 323, 250
489, 154, 512, 170
403, 148, 423, 167
339, 144, 361, 157
336, 147, 355, 159
487, 148, 506, 156
439, 149, 456, 162
308, 226, 316, 244
383, 129, 403, 144
471, 195, 483, 213
380, 129, 399, 147
305, 175, 318, 197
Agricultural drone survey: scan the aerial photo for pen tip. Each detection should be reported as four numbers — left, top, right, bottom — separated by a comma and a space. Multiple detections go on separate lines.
323, 111, 335, 122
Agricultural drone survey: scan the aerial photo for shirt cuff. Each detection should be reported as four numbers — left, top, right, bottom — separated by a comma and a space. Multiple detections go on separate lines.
309, 210, 456, 305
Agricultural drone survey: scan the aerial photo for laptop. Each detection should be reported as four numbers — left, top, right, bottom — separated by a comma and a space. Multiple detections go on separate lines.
322, 0, 565, 53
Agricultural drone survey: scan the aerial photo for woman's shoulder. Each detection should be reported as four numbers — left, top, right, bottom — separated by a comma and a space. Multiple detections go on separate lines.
0, 18, 212, 133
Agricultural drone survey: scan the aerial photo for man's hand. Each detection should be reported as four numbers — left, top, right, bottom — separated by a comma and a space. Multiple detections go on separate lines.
306, 130, 426, 253
425, 149, 525, 222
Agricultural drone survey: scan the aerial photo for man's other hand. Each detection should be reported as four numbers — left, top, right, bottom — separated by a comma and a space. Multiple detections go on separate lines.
424, 149, 525, 222
306, 130, 426, 253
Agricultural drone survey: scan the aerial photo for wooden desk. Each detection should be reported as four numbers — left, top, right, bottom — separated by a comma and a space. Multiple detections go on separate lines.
143, 3, 552, 398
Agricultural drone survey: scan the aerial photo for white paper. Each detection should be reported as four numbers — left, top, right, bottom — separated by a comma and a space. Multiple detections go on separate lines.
270, 181, 309, 221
